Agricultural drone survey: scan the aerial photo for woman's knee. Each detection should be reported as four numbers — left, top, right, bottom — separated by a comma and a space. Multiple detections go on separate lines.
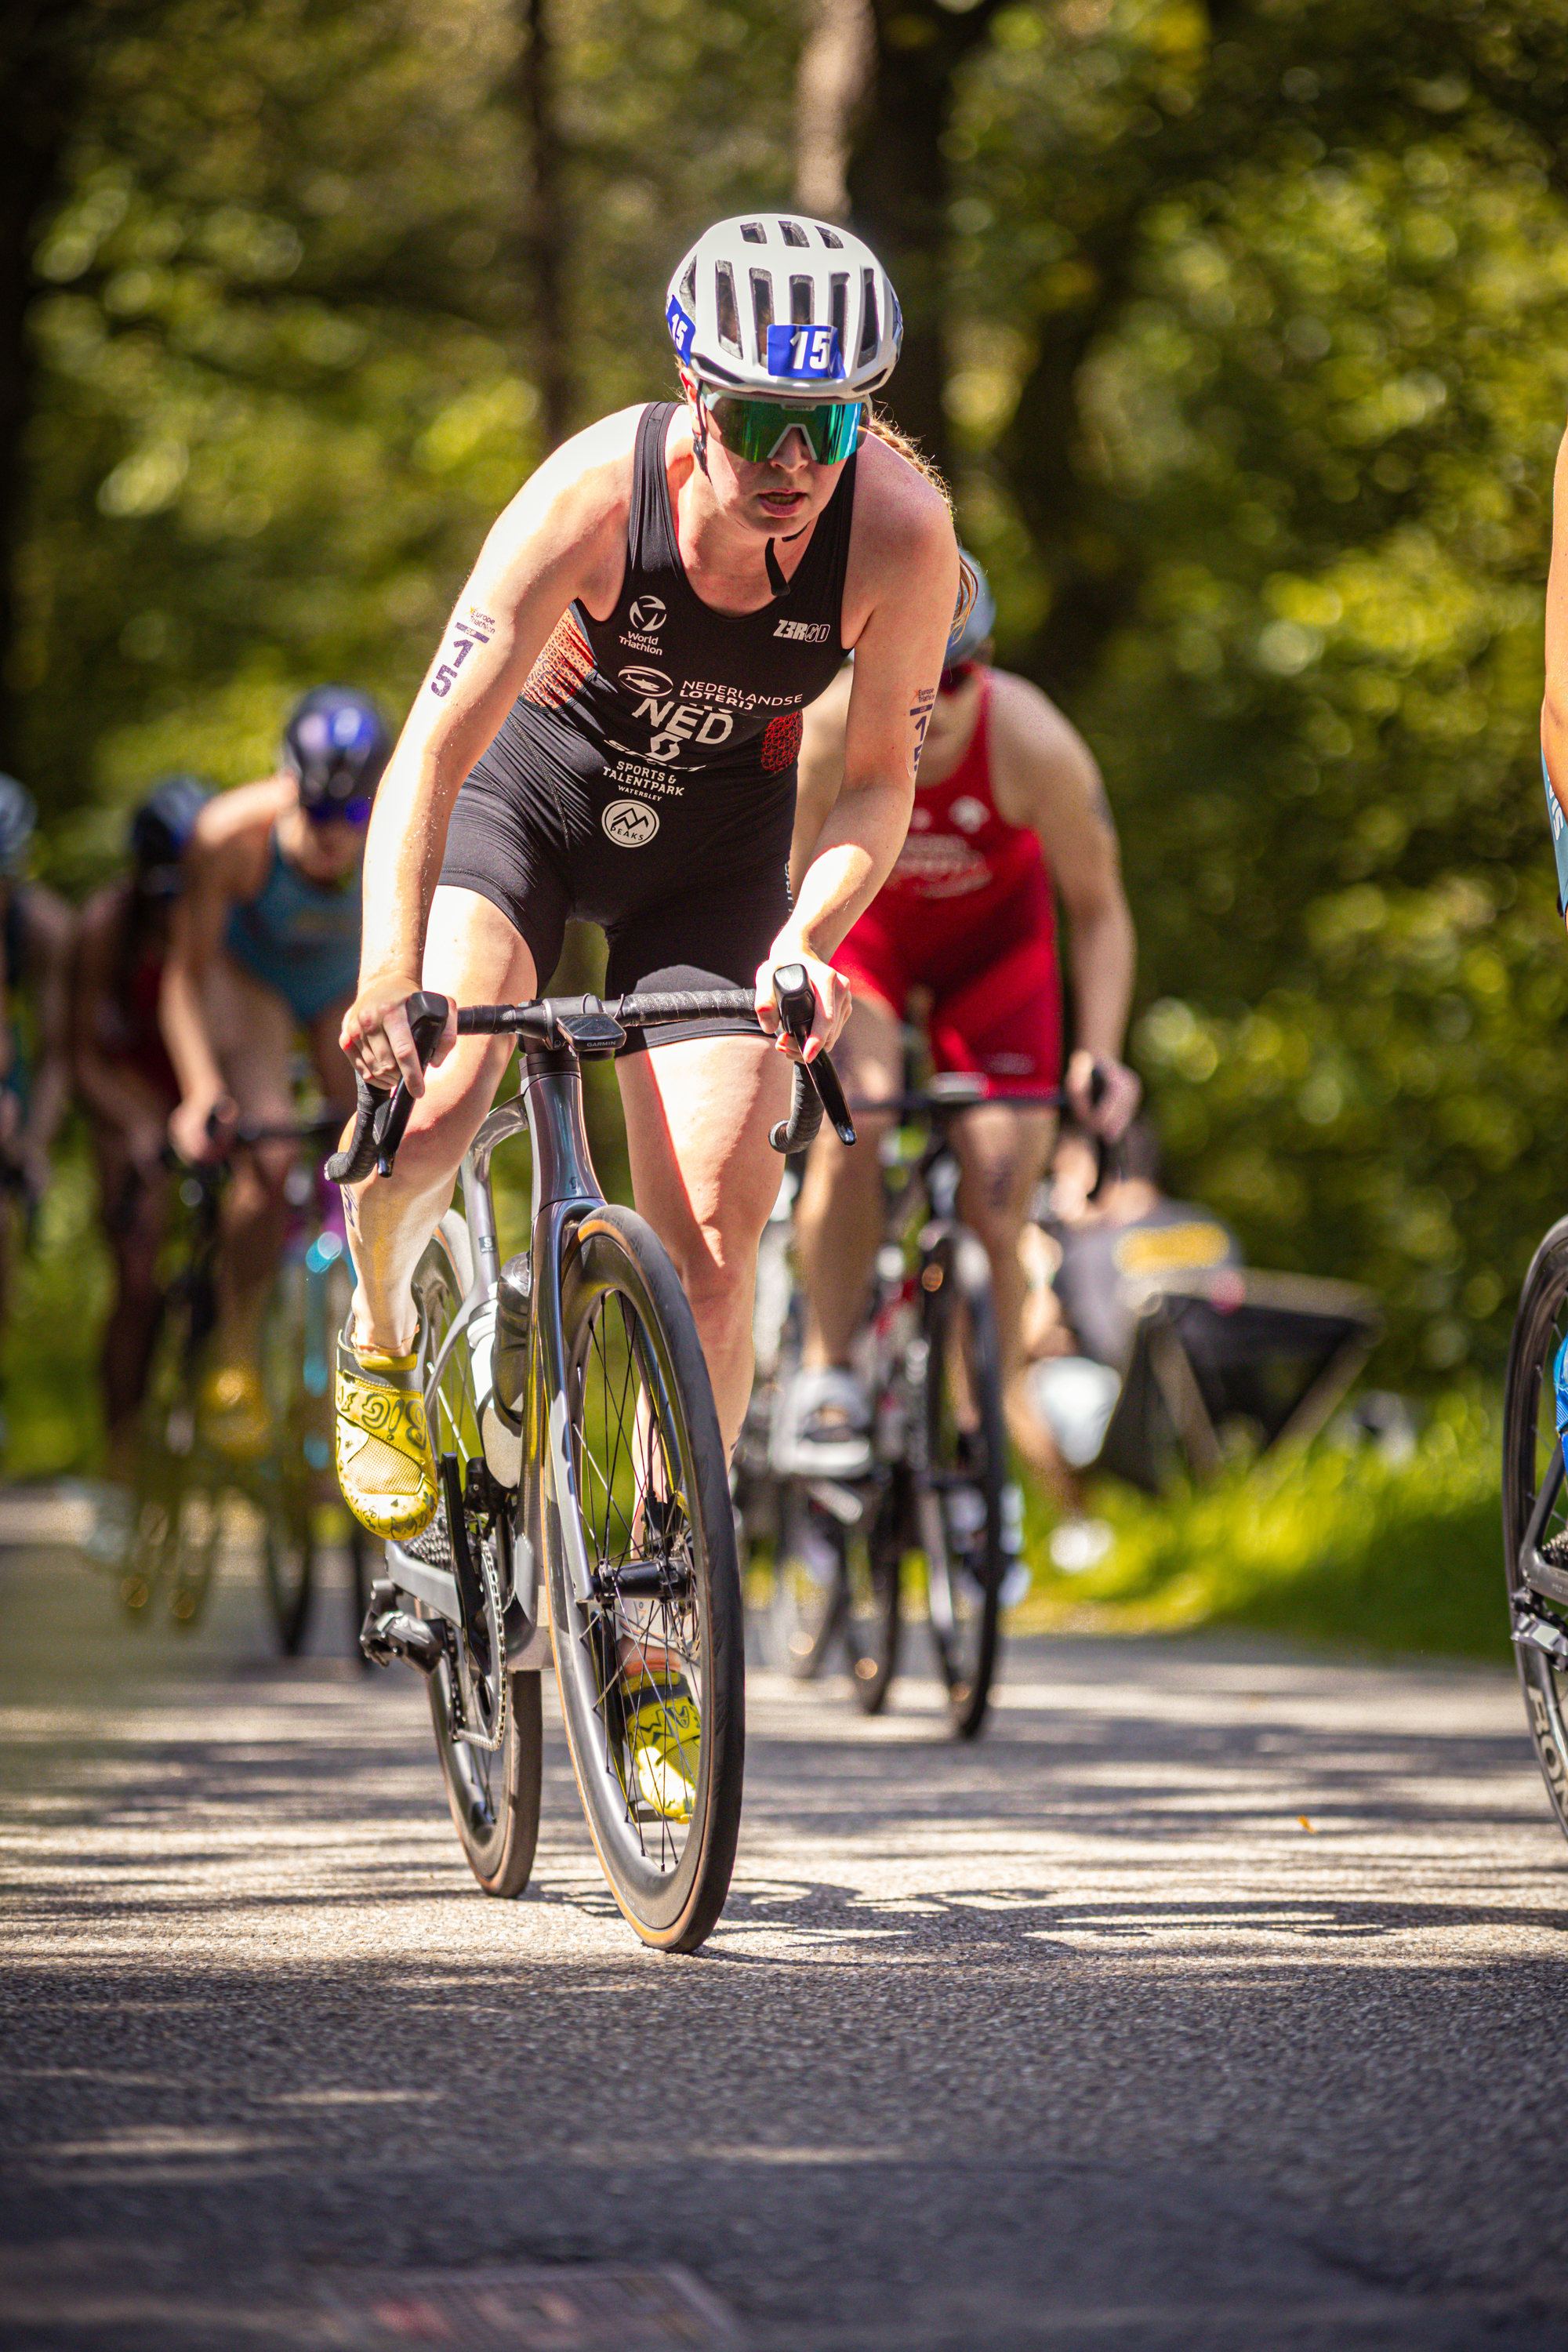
668, 1229, 753, 1332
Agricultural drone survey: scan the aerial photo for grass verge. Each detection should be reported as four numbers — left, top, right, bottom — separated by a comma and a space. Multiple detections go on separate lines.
1011, 1389, 1509, 1664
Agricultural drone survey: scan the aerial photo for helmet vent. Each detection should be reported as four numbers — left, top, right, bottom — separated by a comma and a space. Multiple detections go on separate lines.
739, 220, 766, 244
678, 262, 696, 312
750, 269, 775, 352
858, 269, 880, 362
779, 219, 810, 248
714, 261, 742, 353
789, 274, 813, 325
829, 272, 848, 350
817, 225, 843, 247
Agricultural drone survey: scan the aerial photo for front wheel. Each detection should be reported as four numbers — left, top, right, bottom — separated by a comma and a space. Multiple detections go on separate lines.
410, 1212, 543, 1898
920, 1228, 1006, 1740
258, 1258, 317, 1654
547, 1206, 745, 1952
1501, 1218, 1568, 1842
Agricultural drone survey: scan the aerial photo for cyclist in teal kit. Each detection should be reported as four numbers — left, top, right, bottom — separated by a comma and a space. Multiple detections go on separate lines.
160, 686, 390, 1454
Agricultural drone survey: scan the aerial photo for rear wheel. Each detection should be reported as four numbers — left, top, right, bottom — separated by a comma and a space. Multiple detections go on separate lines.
122, 1280, 220, 1628
841, 1486, 902, 1715
1502, 1219, 1568, 1843
548, 1206, 744, 1953
411, 1213, 542, 1898
766, 1490, 845, 1679
920, 1228, 1005, 1740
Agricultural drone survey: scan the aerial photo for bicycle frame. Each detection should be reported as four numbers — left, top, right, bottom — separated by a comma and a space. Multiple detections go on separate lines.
382, 1042, 620, 1668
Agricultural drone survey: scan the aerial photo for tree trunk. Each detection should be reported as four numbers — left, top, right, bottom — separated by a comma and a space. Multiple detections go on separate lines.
840, 0, 1001, 486
794, 0, 873, 222
516, 0, 571, 450
0, 3, 100, 778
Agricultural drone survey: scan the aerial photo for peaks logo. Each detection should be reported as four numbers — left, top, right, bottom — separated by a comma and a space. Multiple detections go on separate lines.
774, 619, 833, 644
627, 596, 666, 635
602, 797, 659, 848
619, 665, 672, 698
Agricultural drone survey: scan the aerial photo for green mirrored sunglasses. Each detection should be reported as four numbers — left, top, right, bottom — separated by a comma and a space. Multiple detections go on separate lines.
705, 392, 866, 466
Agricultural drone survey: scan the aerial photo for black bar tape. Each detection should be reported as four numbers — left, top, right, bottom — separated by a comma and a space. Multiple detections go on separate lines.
325, 1078, 384, 1185
770, 1063, 825, 1154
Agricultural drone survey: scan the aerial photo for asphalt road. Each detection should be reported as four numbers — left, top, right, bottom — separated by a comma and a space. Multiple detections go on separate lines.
4, 1507, 1568, 2350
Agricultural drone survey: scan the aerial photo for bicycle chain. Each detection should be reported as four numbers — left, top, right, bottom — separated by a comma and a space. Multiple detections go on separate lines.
452, 1517, 508, 1755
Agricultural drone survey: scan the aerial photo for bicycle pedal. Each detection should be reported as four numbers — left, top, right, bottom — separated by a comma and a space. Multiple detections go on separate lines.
359, 1591, 444, 1674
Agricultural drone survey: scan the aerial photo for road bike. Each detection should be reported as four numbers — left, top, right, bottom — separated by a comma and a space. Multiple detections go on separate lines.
1501, 1219, 1568, 1841
337, 971, 850, 1953
118, 1116, 368, 1652
736, 1070, 1055, 1739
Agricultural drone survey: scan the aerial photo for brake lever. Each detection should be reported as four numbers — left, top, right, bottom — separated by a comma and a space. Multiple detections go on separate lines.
768, 962, 855, 1152
1084, 1060, 1120, 1203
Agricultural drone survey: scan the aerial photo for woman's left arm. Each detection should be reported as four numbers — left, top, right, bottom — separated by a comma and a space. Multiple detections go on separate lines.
757, 462, 956, 1058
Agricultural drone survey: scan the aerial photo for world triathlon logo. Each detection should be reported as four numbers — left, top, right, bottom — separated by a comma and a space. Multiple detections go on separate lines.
602, 798, 659, 848
627, 596, 666, 634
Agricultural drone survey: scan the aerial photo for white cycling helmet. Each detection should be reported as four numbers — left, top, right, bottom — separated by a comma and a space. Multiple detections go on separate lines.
666, 214, 902, 400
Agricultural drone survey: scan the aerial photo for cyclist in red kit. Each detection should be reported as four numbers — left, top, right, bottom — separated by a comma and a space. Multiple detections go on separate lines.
788, 554, 1140, 1517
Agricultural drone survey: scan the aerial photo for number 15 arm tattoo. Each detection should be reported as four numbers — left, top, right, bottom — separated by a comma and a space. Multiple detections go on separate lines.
427, 606, 497, 700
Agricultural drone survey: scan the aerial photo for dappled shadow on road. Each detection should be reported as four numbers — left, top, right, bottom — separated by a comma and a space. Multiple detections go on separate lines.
6, 1560, 1568, 2347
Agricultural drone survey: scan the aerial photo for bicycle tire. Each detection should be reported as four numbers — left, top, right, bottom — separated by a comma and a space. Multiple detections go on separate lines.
1502, 1216, 1568, 1842
842, 1485, 902, 1715
920, 1227, 1005, 1740
259, 1258, 316, 1656
410, 1211, 543, 1899
323, 1254, 375, 1663
548, 1204, 745, 1952
121, 1283, 220, 1628
767, 1490, 846, 1680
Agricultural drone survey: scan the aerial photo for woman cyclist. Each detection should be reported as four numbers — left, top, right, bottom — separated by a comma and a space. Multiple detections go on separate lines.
160, 688, 389, 1456
74, 777, 207, 1468
332, 214, 956, 1605
0, 776, 74, 1432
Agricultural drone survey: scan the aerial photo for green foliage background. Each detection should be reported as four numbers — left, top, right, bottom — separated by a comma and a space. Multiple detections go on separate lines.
11, 0, 1568, 1404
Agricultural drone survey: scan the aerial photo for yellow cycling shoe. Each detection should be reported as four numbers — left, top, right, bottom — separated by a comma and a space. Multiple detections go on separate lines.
334, 1323, 437, 1541
199, 1362, 271, 1463
619, 1671, 701, 1824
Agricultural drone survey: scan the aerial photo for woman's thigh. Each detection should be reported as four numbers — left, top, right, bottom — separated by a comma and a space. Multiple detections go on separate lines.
615, 1033, 791, 1287
205, 952, 296, 1119
397, 884, 541, 1161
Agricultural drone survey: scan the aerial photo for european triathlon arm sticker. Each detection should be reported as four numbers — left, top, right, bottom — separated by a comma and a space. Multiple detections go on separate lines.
1546, 748, 1568, 919
765, 323, 844, 382
666, 296, 695, 361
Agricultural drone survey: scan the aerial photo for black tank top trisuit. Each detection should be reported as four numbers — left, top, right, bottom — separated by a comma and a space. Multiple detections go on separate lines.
444, 400, 858, 1011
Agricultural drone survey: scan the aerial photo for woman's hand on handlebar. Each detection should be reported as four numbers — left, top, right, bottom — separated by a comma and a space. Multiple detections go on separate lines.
339, 971, 459, 1098
1065, 1048, 1141, 1142
169, 1091, 236, 1167
753, 944, 851, 1065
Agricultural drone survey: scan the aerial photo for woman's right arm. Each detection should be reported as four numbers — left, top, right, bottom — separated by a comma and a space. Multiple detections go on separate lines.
344, 417, 637, 1094
160, 826, 241, 1156
71, 894, 147, 1137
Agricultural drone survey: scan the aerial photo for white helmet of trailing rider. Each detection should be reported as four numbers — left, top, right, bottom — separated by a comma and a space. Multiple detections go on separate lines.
666, 213, 902, 402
